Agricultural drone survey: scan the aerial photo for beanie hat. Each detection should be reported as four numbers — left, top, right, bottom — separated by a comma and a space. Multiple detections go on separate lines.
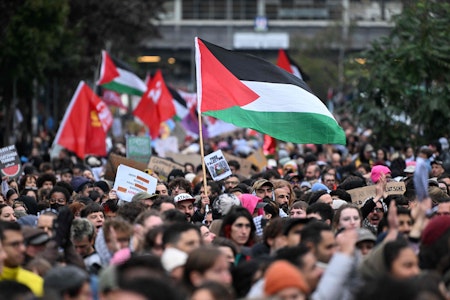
421, 215, 450, 246
371, 165, 391, 183
311, 182, 330, 193
94, 180, 110, 193
71, 176, 90, 193
161, 248, 188, 272
264, 260, 310, 296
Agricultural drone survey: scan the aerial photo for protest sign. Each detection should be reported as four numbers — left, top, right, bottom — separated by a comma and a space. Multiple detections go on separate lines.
112, 164, 157, 202
246, 148, 267, 172
347, 181, 406, 207
165, 152, 202, 167
154, 137, 179, 157
104, 153, 148, 181
223, 152, 252, 178
205, 150, 232, 181
126, 136, 152, 164
148, 156, 184, 182
0, 145, 21, 178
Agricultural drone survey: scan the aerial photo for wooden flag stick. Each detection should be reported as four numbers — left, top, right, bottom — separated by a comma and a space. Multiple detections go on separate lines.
198, 111, 209, 209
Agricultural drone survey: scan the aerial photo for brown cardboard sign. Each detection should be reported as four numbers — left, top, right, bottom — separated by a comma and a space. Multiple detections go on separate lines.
246, 148, 267, 172
223, 152, 252, 178
165, 152, 202, 167
347, 181, 406, 207
148, 156, 184, 182
104, 153, 148, 181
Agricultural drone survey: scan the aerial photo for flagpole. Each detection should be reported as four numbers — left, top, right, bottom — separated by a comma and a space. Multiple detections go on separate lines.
198, 110, 209, 206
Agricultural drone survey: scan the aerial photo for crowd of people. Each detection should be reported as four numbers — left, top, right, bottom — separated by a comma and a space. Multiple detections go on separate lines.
0, 128, 450, 300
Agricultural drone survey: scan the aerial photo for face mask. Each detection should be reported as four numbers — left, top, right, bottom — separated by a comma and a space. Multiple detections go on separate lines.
50, 203, 62, 211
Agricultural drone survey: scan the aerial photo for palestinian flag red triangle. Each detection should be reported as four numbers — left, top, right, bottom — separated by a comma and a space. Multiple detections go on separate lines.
197, 38, 259, 112
97, 51, 120, 85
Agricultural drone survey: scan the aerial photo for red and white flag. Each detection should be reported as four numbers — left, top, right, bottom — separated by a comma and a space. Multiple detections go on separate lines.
133, 70, 176, 139
101, 90, 128, 110
53, 82, 113, 158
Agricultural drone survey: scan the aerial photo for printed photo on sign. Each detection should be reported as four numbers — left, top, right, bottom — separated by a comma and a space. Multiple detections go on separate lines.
204, 150, 232, 181
113, 164, 157, 202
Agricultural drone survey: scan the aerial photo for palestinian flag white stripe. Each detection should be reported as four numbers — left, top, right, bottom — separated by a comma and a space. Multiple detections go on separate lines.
241, 81, 334, 117
113, 68, 147, 94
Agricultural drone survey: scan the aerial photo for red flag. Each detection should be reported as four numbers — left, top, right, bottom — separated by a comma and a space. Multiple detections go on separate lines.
133, 70, 176, 139
53, 82, 113, 158
101, 90, 128, 110
276, 49, 309, 81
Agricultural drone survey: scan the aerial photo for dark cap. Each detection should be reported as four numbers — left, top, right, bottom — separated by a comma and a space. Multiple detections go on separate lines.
256, 202, 268, 209
22, 226, 50, 246
60, 168, 73, 175
44, 265, 89, 294
283, 218, 312, 236
94, 180, 110, 193
431, 160, 444, 166
252, 179, 273, 191
131, 191, 158, 202
71, 176, 90, 193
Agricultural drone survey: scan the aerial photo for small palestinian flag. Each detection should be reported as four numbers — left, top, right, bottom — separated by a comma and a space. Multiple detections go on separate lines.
195, 38, 345, 145
277, 49, 310, 81
97, 50, 147, 96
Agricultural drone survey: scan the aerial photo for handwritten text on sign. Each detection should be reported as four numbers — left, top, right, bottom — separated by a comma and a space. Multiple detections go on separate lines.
113, 164, 157, 202
347, 181, 406, 207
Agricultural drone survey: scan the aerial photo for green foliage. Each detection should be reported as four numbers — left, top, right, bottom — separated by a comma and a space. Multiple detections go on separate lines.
0, 0, 70, 85
290, 26, 341, 101
346, 0, 450, 146
0, 0, 167, 145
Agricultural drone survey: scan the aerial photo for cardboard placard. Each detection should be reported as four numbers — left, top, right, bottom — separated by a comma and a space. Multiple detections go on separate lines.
126, 136, 152, 164
223, 153, 252, 178
204, 150, 232, 181
154, 136, 179, 158
148, 156, 184, 182
165, 152, 202, 168
112, 164, 157, 202
246, 148, 267, 172
104, 153, 148, 181
347, 181, 406, 207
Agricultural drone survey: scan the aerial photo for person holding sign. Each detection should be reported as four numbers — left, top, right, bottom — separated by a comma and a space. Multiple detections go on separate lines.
360, 167, 390, 236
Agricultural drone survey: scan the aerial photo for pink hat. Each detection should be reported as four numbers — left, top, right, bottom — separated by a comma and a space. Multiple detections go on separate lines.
371, 165, 391, 183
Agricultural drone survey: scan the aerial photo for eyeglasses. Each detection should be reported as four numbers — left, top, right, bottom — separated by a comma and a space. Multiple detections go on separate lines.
49, 198, 66, 204
373, 207, 384, 213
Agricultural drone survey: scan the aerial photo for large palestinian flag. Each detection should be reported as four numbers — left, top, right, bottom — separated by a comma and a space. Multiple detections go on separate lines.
97, 50, 147, 96
195, 38, 346, 145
